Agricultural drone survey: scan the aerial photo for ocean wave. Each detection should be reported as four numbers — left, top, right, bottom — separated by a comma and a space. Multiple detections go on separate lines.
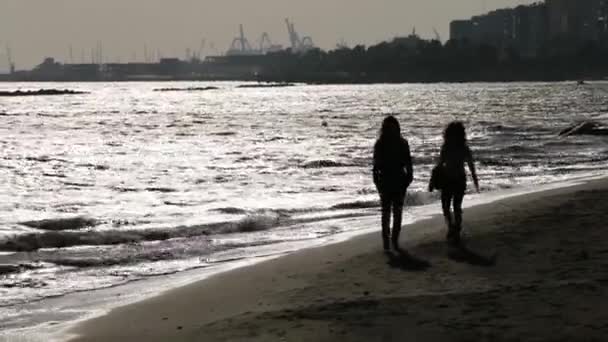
19, 217, 98, 231
213, 207, 248, 215
77, 163, 110, 170
0, 264, 20, 276
211, 131, 238, 136
265, 136, 285, 142
163, 200, 198, 207
477, 157, 515, 167
301, 160, 351, 168
495, 145, 543, 154
319, 186, 342, 192
357, 188, 377, 195
62, 181, 95, 188
145, 187, 178, 193
0, 263, 43, 276
0, 214, 286, 252
330, 190, 439, 210
112, 186, 139, 192
405, 191, 440, 206
45, 240, 279, 269
331, 200, 378, 210
24, 156, 68, 163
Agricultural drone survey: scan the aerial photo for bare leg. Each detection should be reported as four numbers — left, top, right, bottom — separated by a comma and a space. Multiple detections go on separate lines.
452, 190, 465, 245
380, 195, 391, 250
441, 190, 453, 228
442, 190, 460, 246
391, 202, 404, 251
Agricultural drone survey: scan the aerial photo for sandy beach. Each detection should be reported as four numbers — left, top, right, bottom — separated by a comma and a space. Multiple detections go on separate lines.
68, 178, 608, 342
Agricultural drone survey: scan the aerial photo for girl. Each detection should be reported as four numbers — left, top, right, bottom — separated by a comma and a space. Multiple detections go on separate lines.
373, 116, 414, 251
437, 121, 479, 246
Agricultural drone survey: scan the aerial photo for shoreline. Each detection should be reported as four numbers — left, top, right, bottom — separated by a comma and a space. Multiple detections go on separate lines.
0, 175, 602, 341
63, 176, 608, 342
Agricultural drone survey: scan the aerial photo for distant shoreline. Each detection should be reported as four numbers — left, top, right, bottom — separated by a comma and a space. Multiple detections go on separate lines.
1, 77, 607, 84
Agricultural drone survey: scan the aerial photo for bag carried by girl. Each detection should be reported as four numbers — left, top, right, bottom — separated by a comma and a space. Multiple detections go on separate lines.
429, 164, 446, 192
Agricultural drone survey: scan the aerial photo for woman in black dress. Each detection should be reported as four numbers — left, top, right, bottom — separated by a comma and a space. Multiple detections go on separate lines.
437, 121, 479, 246
373, 116, 414, 251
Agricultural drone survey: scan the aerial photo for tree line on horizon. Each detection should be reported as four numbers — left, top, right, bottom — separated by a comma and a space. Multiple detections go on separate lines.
260, 38, 608, 83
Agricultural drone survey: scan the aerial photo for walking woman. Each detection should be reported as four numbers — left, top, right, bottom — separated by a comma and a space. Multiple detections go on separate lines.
436, 121, 479, 247
373, 116, 414, 252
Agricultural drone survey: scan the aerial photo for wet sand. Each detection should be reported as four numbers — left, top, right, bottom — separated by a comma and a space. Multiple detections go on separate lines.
68, 178, 608, 342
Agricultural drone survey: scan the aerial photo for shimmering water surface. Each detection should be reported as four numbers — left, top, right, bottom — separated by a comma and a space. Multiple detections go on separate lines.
1, 81, 607, 313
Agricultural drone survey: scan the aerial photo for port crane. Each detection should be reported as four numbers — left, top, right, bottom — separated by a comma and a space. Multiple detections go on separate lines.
260, 32, 272, 52
433, 28, 442, 42
285, 19, 314, 53
5, 45, 15, 73
258, 32, 282, 54
228, 24, 254, 55
196, 39, 206, 60
226, 25, 282, 56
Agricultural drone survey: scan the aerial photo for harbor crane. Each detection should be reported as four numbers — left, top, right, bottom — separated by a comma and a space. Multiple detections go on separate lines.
259, 32, 282, 54
5, 45, 15, 73
433, 28, 442, 42
260, 32, 272, 52
285, 18, 314, 53
228, 24, 254, 55
196, 39, 206, 60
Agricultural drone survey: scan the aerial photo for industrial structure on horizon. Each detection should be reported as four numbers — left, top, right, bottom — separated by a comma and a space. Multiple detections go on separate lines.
450, 0, 608, 57
0, 19, 316, 81
2, 1, 608, 82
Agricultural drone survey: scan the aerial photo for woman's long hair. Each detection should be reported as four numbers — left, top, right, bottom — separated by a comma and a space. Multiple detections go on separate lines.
378, 116, 401, 143
442, 121, 467, 150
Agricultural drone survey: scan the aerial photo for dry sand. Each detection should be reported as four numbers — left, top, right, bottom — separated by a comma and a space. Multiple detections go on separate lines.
68, 179, 608, 342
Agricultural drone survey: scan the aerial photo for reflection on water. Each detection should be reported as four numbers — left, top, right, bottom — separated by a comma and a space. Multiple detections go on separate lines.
0, 81, 607, 310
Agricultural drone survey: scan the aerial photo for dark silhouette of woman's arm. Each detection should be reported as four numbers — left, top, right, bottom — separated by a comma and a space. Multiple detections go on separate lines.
466, 147, 480, 192
373, 144, 381, 189
404, 139, 413, 186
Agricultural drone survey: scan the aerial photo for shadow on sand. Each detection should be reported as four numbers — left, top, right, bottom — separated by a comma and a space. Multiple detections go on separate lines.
385, 250, 431, 271
447, 245, 497, 267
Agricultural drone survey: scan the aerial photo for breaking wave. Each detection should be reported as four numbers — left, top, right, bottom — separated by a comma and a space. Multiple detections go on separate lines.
330, 190, 440, 211
1, 213, 288, 252
19, 217, 98, 231
301, 160, 352, 168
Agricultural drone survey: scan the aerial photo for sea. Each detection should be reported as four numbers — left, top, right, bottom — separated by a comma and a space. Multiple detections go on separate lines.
1, 81, 608, 333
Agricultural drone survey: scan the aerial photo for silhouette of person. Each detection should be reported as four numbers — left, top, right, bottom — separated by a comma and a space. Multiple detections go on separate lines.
373, 116, 413, 251
437, 121, 479, 246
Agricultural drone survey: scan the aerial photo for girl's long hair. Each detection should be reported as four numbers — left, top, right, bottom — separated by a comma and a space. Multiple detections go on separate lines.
378, 116, 401, 142
443, 121, 467, 150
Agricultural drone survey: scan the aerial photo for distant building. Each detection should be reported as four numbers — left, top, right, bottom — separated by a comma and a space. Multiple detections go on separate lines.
64, 64, 100, 81
392, 29, 423, 49
600, 1, 608, 43
547, 0, 608, 44
450, 0, 608, 56
30, 58, 65, 80
450, 9, 515, 46
473, 8, 516, 46
514, 3, 549, 57
450, 20, 474, 41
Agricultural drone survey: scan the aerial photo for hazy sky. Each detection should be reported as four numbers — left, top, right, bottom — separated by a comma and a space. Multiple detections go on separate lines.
1, 0, 536, 70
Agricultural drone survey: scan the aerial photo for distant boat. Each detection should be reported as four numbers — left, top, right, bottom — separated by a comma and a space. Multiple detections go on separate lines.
577, 80, 586, 85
